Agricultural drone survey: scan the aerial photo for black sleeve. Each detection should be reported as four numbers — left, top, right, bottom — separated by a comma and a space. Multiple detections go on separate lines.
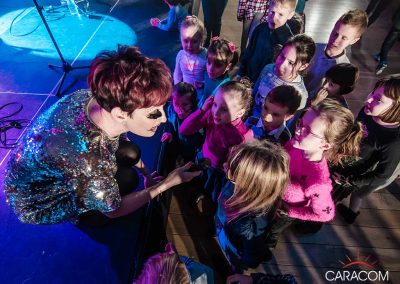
238, 24, 262, 77
251, 273, 298, 284
350, 141, 400, 189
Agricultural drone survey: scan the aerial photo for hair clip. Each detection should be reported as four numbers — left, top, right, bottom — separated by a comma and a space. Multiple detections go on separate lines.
186, 15, 197, 19
211, 36, 220, 42
227, 41, 236, 53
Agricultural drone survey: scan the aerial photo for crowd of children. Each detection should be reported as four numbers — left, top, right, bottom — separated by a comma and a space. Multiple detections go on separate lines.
136, 1, 399, 283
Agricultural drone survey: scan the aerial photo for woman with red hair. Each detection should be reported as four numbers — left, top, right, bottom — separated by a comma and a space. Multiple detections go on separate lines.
4, 46, 200, 225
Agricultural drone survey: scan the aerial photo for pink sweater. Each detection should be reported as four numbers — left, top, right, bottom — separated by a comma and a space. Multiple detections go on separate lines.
283, 141, 335, 222
180, 109, 253, 168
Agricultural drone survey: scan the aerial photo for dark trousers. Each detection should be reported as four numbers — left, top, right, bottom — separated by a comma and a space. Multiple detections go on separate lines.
366, 0, 387, 26
265, 214, 295, 248
379, 27, 400, 62
202, 0, 229, 46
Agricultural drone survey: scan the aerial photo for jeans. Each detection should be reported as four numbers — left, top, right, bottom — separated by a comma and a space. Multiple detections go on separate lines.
202, 0, 229, 46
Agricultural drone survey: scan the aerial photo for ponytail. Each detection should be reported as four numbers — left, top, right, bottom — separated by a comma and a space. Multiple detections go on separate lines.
312, 99, 364, 165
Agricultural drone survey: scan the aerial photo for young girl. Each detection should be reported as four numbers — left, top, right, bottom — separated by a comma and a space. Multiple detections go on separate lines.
161, 82, 204, 170
135, 243, 214, 283
266, 99, 364, 248
150, 0, 188, 32
252, 33, 315, 117
180, 79, 254, 169
198, 36, 239, 107
202, 140, 289, 271
311, 63, 359, 108
334, 75, 400, 224
174, 16, 207, 88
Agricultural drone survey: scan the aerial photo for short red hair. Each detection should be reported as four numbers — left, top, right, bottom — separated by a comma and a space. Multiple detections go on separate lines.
88, 45, 172, 115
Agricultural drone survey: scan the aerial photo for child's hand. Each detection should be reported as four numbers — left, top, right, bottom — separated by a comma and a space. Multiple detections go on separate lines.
161, 132, 173, 143
150, 18, 160, 27
144, 171, 164, 188
201, 96, 214, 112
312, 88, 329, 106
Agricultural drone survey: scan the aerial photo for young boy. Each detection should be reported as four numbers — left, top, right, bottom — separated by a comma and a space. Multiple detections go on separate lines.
238, 0, 297, 83
311, 63, 359, 108
304, 9, 368, 99
249, 85, 301, 144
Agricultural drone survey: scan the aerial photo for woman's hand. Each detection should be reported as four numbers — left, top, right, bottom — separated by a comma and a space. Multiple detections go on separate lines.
201, 96, 214, 112
161, 132, 173, 143
226, 274, 253, 284
150, 18, 160, 27
161, 162, 201, 191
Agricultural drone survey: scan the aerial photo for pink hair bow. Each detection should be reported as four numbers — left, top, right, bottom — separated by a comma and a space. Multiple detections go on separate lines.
227, 42, 236, 53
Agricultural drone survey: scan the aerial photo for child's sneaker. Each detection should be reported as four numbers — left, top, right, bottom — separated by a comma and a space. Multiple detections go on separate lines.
373, 53, 381, 62
375, 62, 388, 75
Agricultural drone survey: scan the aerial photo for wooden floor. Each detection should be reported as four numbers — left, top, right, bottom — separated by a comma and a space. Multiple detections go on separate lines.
167, 0, 400, 283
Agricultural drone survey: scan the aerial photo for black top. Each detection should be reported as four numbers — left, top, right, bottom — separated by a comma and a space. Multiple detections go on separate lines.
337, 107, 400, 189
239, 23, 294, 83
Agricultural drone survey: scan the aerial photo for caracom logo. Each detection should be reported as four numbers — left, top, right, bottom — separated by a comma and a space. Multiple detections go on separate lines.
325, 253, 389, 282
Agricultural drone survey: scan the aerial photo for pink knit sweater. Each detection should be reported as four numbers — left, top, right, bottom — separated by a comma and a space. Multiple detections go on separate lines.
283, 141, 335, 222
180, 109, 253, 168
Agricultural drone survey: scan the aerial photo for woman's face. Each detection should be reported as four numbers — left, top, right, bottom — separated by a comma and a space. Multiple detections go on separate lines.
180, 26, 202, 55
126, 105, 167, 137
172, 93, 194, 120
275, 45, 302, 81
212, 90, 244, 125
364, 86, 393, 117
206, 53, 230, 79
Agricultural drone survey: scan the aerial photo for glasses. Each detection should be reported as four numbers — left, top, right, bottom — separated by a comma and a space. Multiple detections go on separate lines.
296, 119, 325, 140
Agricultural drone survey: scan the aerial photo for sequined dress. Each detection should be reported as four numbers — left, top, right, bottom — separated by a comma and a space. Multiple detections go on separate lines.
4, 90, 122, 224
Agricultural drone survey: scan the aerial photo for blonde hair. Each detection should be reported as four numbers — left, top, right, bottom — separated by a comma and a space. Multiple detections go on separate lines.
311, 99, 364, 165
224, 140, 290, 223
217, 77, 253, 119
373, 74, 400, 124
135, 243, 190, 284
180, 15, 206, 44
270, 0, 298, 11
338, 9, 368, 37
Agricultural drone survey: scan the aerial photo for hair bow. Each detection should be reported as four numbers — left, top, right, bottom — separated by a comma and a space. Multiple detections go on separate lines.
227, 41, 236, 53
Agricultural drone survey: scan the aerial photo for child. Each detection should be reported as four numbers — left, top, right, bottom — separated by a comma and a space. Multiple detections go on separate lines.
250, 85, 301, 144
174, 16, 207, 88
198, 36, 239, 107
180, 79, 254, 169
135, 243, 214, 283
334, 75, 400, 224
161, 82, 204, 169
252, 33, 315, 117
150, 0, 188, 32
266, 99, 364, 248
304, 9, 368, 99
311, 63, 359, 108
238, 0, 297, 83
204, 140, 289, 270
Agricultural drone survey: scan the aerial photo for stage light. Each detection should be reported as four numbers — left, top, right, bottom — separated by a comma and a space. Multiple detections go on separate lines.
0, 6, 137, 61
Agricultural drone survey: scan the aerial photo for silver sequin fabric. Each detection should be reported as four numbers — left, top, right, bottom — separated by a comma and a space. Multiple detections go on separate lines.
4, 90, 121, 224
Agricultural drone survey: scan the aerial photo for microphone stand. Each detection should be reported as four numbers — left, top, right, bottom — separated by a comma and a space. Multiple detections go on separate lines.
33, 0, 90, 97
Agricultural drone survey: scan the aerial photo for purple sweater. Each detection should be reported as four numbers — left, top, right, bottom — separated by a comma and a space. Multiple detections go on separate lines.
180, 109, 253, 169
283, 141, 335, 222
